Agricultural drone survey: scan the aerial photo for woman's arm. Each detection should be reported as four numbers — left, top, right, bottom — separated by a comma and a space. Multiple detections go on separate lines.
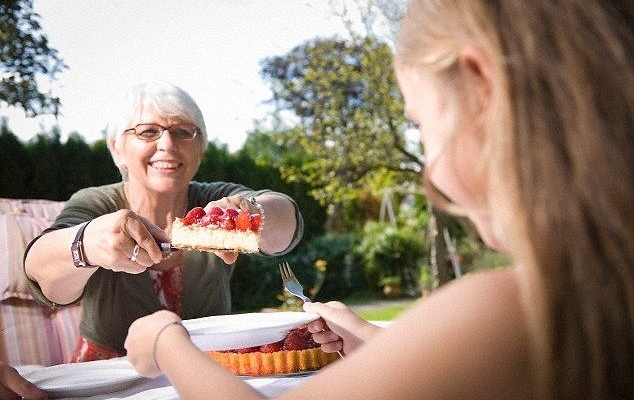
126, 268, 534, 400
25, 210, 169, 305
250, 192, 297, 254
24, 223, 100, 305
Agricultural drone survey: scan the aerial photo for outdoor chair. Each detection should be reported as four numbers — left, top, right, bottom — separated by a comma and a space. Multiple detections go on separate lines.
0, 198, 81, 366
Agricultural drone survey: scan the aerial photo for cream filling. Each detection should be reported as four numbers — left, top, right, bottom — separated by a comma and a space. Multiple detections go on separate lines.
171, 219, 260, 252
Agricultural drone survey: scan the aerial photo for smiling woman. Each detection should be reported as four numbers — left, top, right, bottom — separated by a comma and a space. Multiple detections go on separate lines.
23, 81, 305, 363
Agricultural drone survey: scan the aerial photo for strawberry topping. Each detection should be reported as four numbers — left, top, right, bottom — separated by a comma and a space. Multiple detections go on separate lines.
283, 326, 316, 350
226, 326, 318, 354
259, 341, 284, 353
183, 207, 206, 224
235, 211, 251, 231
250, 214, 263, 232
181, 206, 262, 232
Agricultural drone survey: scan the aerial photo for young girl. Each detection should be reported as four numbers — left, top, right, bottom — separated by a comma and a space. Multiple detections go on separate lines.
125, 1, 633, 399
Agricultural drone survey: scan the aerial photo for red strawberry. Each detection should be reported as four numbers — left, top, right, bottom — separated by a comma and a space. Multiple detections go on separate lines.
235, 211, 251, 231
236, 346, 259, 354
208, 206, 224, 217
200, 214, 217, 226
259, 340, 283, 353
283, 327, 313, 350
183, 207, 206, 225
221, 217, 235, 230
250, 214, 262, 232
225, 208, 239, 218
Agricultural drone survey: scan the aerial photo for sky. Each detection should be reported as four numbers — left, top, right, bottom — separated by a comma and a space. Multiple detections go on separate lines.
1, 0, 366, 152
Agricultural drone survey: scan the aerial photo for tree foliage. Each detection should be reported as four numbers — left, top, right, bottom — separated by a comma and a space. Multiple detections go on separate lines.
0, 119, 32, 198
260, 36, 423, 207
0, 0, 66, 116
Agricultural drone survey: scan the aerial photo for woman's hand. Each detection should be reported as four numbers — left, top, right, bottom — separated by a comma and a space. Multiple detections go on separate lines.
84, 210, 170, 273
303, 301, 382, 354
203, 194, 260, 215
0, 361, 47, 400
204, 194, 261, 265
125, 310, 188, 378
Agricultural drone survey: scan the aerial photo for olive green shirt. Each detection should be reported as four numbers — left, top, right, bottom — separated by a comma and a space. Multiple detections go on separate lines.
24, 181, 303, 352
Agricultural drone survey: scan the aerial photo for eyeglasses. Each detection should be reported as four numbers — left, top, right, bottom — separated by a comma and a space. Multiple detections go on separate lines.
123, 123, 199, 142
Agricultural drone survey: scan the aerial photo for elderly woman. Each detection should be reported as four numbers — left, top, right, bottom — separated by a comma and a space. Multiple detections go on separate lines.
24, 82, 303, 362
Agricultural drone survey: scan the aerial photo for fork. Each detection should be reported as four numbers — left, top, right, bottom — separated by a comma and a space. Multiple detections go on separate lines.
279, 261, 312, 304
279, 261, 345, 358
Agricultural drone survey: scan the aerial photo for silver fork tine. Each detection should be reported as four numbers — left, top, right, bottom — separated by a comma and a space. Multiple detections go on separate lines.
278, 261, 346, 358
280, 262, 290, 281
279, 262, 309, 303
282, 262, 298, 289
284, 261, 296, 279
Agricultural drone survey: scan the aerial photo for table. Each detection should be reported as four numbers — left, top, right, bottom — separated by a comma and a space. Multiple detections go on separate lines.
16, 320, 389, 399
16, 357, 310, 399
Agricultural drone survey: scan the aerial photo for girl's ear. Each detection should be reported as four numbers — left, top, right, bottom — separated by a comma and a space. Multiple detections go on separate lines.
458, 45, 493, 110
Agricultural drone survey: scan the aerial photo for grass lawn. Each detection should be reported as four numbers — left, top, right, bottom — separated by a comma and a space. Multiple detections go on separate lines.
353, 299, 418, 321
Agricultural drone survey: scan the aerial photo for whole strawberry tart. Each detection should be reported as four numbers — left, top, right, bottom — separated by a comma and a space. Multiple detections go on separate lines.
171, 206, 263, 253
205, 326, 339, 376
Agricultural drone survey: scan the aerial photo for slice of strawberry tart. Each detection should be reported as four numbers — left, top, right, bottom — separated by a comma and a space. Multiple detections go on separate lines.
171, 206, 263, 253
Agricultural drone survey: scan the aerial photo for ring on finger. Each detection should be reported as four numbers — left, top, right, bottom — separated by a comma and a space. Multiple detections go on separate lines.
130, 244, 140, 262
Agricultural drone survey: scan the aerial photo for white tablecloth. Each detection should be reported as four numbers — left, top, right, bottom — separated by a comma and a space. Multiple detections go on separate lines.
16, 357, 309, 399
16, 320, 390, 399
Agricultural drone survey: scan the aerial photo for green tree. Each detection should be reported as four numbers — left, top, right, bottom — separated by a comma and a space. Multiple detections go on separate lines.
0, 119, 32, 197
260, 36, 423, 208
0, 0, 66, 116
24, 128, 64, 199
241, 127, 327, 240
195, 141, 233, 182
90, 139, 120, 186
59, 132, 95, 196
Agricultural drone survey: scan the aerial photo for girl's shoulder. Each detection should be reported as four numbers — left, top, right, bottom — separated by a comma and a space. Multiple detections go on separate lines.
382, 267, 535, 399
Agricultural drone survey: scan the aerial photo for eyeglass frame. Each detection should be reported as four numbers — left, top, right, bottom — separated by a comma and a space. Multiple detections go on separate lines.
123, 123, 200, 142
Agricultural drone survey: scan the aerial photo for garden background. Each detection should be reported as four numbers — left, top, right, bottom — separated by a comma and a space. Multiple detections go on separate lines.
0, 0, 508, 313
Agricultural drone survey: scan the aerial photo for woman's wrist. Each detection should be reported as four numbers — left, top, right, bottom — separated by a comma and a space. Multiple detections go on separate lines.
71, 220, 100, 268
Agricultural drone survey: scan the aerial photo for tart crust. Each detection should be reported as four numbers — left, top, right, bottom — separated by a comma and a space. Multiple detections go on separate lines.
205, 348, 339, 376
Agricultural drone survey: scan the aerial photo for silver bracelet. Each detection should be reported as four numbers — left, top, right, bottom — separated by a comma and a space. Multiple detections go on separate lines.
151, 321, 188, 372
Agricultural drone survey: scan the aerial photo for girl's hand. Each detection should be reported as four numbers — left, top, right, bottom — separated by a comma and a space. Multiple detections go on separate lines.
303, 301, 383, 354
0, 361, 48, 400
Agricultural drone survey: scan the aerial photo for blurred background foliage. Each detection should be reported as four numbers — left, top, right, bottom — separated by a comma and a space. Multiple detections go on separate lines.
1, 0, 505, 312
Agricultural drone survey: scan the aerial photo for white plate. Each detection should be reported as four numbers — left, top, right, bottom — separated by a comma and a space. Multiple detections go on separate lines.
21, 357, 142, 398
182, 311, 319, 351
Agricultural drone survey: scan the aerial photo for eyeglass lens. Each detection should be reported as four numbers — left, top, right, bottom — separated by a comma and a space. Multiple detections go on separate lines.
134, 124, 197, 141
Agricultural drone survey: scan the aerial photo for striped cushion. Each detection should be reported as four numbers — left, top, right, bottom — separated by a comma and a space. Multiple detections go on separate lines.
0, 213, 48, 300
0, 298, 82, 367
51, 304, 82, 363
0, 199, 65, 300
0, 198, 81, 366
0, 198, 65, 219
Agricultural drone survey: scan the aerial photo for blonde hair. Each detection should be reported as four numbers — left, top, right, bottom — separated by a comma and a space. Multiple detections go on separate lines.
396, 1, 634, 399
107, 82, 208, 179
